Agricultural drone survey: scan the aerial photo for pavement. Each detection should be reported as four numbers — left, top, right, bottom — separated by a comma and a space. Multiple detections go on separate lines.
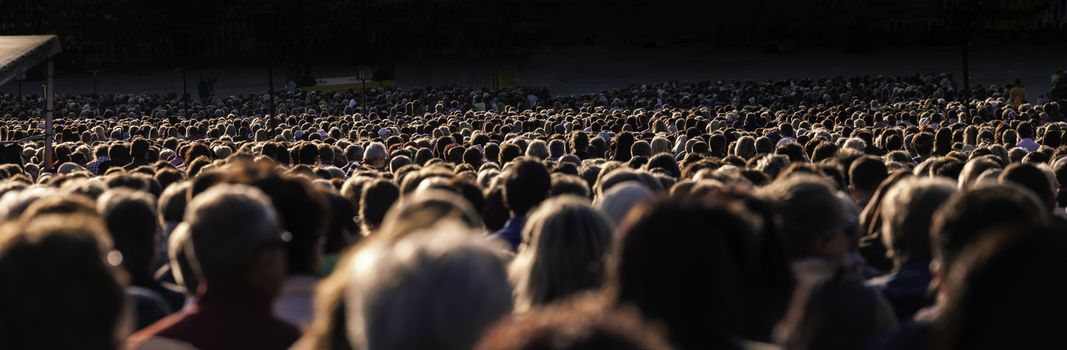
2, 44, 1064, 99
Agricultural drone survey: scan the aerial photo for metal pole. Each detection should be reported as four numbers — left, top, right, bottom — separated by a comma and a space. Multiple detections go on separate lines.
44, 59, 55, 173
362, 77, 367, 117
92, 70, 99, 116
268, 41, 276, 135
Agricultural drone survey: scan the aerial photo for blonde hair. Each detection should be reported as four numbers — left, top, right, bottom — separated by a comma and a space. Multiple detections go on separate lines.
511, 196, 613, 311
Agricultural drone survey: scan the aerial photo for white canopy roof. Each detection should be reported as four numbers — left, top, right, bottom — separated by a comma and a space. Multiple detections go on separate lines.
0, 35, 61, 87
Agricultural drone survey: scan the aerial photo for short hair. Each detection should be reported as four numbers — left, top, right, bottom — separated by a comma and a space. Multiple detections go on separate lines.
958, 156, 1001, 190
550, 173, 591, 198
345, 225, 513, 350
185, 184, 282, 282
363, 142, 387, 165
359, 179, 400, 233
879, 177, 957, 265
849, 156, 888, 194
499, 143, 522, 164
512, 196, 612, 310
525, 140, 549, 160
502, 158, 551, 215
0, 214, 125, 349
630, 140, 652, 158
931, 183, 1048, 276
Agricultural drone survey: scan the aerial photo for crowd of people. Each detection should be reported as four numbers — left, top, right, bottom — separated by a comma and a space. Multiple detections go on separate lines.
0, 72, 1066, 350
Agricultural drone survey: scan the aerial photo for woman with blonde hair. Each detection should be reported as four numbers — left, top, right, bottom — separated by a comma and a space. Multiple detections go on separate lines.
510, 196, 613, 311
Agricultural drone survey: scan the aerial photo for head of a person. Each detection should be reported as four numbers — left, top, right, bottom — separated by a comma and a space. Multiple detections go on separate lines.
359, 179, 400, 235
166, 223, 199, 298
502, 158, 551, 217
958, 156, 1002, 190
758, 174, 849, 259
548, 139, 566, 159
97, 189, 160, 285
476, 295, 674, 350
937, 226, 1067, 350
879, 177, 958, 267
184, 184, 286, 297
511, 196, 613, 311
609, 198, 751, 349
237, 167, 331, 277
525, 140, 549, 160
344, 224, 513, 350
377, 189, 484, 240
848, 156, 888, 203
0, 214, 127, 349
931, 183, 1048, 283
363, 142, 387, 167
998, 162, 1056, 213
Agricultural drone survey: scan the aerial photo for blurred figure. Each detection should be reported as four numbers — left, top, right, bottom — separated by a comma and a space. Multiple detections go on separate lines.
492, 158, 551, 251
129, 184, 299, 350
344, 223, 513, 350
761, 175, 898, 350
867, 177, 956, 322
609, 198, 751, 349
936, 226, 1067, 350
0, 213, 128, 349
511, 196, 613, 311
878, 183, 1049, 350
477, 295, 674, 350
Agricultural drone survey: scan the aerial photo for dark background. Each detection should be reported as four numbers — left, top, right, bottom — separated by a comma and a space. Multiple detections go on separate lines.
2, 0, 1064, 74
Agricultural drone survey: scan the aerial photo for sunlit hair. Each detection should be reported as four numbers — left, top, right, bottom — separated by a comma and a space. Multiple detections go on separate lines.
525, 140, 549, 160
184, 184, 281, 282
511, 196, 613, 311
345, 222, 513, 350
376, 189, 484, 241
879, 177, 957, 266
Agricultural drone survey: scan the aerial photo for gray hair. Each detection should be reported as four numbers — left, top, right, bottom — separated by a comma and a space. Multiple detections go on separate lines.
363, 142, 387, 165
843, 138, 867, 152
651, 137, 672, 155
185, 184, 281, 282
345, 224, 513, 350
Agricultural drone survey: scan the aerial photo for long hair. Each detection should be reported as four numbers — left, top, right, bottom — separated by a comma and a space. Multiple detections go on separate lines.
511, 196, 613, 311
